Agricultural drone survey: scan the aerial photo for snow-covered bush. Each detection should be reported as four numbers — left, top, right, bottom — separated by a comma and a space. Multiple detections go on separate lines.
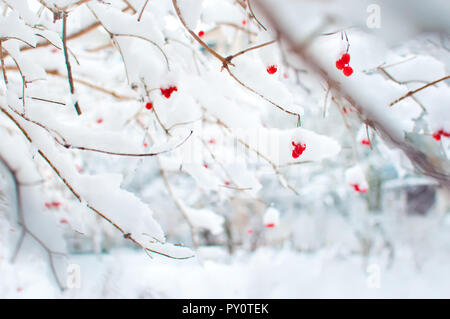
0, 0, 449, 296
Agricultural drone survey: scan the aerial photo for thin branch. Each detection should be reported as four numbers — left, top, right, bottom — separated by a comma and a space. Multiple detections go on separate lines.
0, 41, 8, 84
227, 40, 276, 61
390, 75, 450, 106
62, 12, 82, 115
248, 0, 267, 31
137, 0, 150, 22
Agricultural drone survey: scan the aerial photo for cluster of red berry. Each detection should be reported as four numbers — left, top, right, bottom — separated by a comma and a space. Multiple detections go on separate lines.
336, 53, 353, 77
291, 141, 306, 159
160, 86, 178, 98
432, 129, 450, 141
266, 65, 277, 75
350, 184, 367, 194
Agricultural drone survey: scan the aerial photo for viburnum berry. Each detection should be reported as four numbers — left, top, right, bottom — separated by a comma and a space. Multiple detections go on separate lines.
433, 132, 441, 141
335, 59, 345, 70
145, 102, 153, 110
343, 66, 353, 77
209, 139, 216, 144
336, 53, 354, 76
143, 142, 148, 148
433, 129, 450, 141
266, 65, 277, 74
60, 219, 69, 224
51, 201, 61, 209
341, 53, 351, 64
291, 141, 306, 159
160, 86, 178, 98
198, 30, 205, 37
204, 163, 209, 169
351, 184, 367, 194
242, 20, 247, 26
361, 139, 370, 146
265, 223, 275, 228
44, 202, 52, 209
96, 118, 103, 124
247, 229, 253, 235
224, 181, 230, 186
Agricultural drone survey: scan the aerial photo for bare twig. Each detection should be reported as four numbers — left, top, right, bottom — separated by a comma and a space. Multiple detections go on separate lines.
390, 75, 450, 107
137, 0, 150, 22
62, 12, 82, 115
0, 41, 7, 84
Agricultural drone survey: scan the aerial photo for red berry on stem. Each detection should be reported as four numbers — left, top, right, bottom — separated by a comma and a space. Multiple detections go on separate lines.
341, 53, 351, 64
265, 223, 275, 228
336, 59, 345, 70
198, 30, 205, 37
343, 66, 353, 77
361, 139, 370, 146
266, 65, 277, 74
145, 102, 153, 110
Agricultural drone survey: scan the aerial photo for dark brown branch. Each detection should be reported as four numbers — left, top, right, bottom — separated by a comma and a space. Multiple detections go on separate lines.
62, 12, 82, 115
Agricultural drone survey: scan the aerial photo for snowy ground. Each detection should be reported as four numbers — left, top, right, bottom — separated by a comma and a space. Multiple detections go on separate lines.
5, 245, 450, 299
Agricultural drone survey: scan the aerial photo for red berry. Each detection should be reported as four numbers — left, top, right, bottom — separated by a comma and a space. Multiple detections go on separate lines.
198, 31, 205, 37
265, 223, 275, 228
60, 219, 69, 224
96, 118, 103, 124
160, 86, 178, 99
45, 202, 52, 209
433, 132, 442, 141
291, 141, 306, 158
242, 20, 247, 26
336, 59, 345, 70
343, 66, 353, 77
266, 65, 277, 74
351, 184, 367, 194
440, 130, 450, 138
204, 164, 209, 169
225, 181, 230, 186
361, 139, 370, 146
145, 102, 153, 110
143, 142, 148, 148
341, 53, 350, 64
209, 139, 216, 144
52, 201, 61, 208
247, 229, 253, 235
